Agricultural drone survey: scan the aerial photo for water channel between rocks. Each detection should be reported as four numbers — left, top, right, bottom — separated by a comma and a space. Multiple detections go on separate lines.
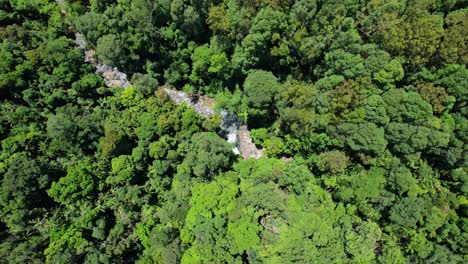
57, 0, 263, 159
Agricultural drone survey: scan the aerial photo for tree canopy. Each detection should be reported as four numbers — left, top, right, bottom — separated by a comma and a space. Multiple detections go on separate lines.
0, 0, 467, 263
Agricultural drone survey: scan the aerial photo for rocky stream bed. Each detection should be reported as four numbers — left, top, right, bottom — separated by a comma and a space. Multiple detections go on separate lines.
56, 0, 263, 159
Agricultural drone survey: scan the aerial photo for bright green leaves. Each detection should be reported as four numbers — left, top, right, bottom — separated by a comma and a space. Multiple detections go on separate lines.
318, 150, 350, 174
120, 85, 141, 107
207, 4, 230, 34
2, 0, 468, 263
243, 70, 280, 125
8, 0, 43, 13
0, 38, 31, 93
45, 227, 91, 263
181, 132, 235, 179
335, 167, 388, 220
233, 7, 289, 73
181, 158, 353, 263
44, 201, 102, 263
275, 83, 317, 137
387, 162, 420, 196
379, 8, 444, 68
182, 177, 236, 243
135, 111, 160, 142
181, 174, 239, 263
439, 9, 468, 65
48, 160, 95, 204
345, 221, 382, 263
189, 44, 230, 93
263, 136, 286, 157
244, 70, 280, 109
386, 122, 430, 161
234, 157, 287, 184
136, 225, 182, 264
149, 135, 177, 160
330, 122, 387, 158
46, 112, 77, 144
383, 89, 433, 125
255, 185, 348, 263
182, 174, 261, 260
208, 52, 229, 74
99, 122, 130, 157
0, 153, 46, 234
74, 11, 103, 46
227, 207, 262, 254
96, 34, 126, 66
108, 155, 136, 185
131, 73, 159, 96
290, 0, 318, 25
363, 94, 390, 126
323, 49, 366, 79
374, 59, 404, 86
390, 197, 429, 229
190, 44, 215, 85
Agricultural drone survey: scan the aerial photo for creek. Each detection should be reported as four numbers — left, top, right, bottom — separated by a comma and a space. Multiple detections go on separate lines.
56, 0, 262, 158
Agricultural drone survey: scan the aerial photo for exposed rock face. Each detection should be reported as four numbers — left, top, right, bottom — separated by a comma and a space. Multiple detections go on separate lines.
163, 88, 192, 105
238, 125, 264, 159
75, 32, 86, 49
58, 0, 262, 159
74, 34, 131, 88
163, 94, 263, 158
163, 88, 216, 118
193, 96, 215, 117
97, 65, 131, 88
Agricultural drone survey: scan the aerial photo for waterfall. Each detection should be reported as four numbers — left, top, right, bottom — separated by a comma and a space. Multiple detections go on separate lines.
219, 111, 241, 155
57, 0, 262, 158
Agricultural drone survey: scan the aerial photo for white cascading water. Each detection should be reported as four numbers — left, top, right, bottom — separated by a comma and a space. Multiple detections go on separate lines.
57, 0, 260, 158
219, 111, 241, 155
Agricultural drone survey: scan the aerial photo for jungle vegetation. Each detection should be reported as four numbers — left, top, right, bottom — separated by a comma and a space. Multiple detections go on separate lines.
0, 0, 467, 263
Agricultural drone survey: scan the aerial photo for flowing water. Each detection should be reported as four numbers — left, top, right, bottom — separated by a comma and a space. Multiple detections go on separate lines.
219, 110, 241, 155
57, 0, 262, 158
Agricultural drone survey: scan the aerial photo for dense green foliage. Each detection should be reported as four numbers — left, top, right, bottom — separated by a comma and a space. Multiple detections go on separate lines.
1, 0, 467, 263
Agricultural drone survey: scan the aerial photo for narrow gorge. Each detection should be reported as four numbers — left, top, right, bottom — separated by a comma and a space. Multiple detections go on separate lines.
56, 0, 263, 159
